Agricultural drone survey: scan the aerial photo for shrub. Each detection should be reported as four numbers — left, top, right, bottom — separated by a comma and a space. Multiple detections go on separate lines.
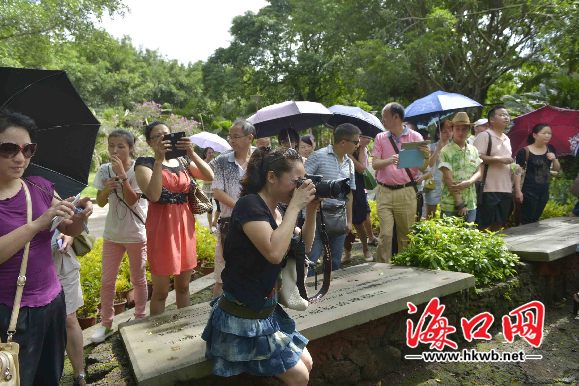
196, 221, 216, 265
391, 216, 519, 287
540, 200, 575, 219
369, 200, 379, 233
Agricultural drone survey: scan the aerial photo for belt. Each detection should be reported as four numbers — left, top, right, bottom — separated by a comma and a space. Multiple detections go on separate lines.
218, 296, 276, 319
378, 181, 416, 190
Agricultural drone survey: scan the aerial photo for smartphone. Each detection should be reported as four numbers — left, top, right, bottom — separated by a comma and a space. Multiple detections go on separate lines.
163, 132, 187, 160
50, 193, 82, 231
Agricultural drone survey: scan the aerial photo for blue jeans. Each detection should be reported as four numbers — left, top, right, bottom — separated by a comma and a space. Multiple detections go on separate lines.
307, 228, 347, 276
442, 209, 477, 223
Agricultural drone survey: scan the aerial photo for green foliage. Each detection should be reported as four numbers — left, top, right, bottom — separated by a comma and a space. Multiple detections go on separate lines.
77, 238, 104, 317
369, 199, 379, 233
392, 216, 519, 287
540, 200, 575, 220
195, 221, 216, 265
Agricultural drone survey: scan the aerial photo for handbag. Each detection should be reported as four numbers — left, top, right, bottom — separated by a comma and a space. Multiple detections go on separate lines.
71, 231, 95, 257
424, 178, 436, 191
476, 132, 492, 207
178, 157, 213, 215
0, 180, 33, 386
363, 169, 377, 190
388, 136, 423, 220
319, 203, 347, 237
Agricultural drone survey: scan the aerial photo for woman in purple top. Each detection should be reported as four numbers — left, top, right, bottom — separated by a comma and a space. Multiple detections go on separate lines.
0, 111, 93, 386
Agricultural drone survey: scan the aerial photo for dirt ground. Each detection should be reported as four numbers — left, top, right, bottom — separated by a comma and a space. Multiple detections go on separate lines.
63, 245, 579, 386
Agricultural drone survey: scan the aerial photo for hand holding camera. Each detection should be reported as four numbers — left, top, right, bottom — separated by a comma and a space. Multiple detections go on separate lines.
289, 178, 316, 211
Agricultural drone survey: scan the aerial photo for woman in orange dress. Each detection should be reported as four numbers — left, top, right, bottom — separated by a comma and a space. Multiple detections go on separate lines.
135, 121, 214, 315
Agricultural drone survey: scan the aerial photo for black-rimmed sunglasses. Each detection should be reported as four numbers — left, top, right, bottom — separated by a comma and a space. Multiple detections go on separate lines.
0, 142, 38, 159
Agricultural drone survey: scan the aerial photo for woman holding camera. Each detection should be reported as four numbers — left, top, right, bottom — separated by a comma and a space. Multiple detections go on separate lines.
135, 121, 213, 316
0, 111, 92, 386
202, 148, 317, 385
91, 129, 148, 343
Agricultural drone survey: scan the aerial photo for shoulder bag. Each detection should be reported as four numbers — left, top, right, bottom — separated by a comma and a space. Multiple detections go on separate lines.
178, 157, 213, 215
387, 136, 423, 220
475, 132, 492, 207
0, 180, 33, 386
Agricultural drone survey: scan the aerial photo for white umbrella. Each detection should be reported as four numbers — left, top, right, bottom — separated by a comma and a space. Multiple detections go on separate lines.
247, 100, 332, 138
189, 132, 231, 153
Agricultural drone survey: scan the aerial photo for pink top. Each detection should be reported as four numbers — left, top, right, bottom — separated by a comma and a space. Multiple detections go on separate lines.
372, 127, 424, 185
0, 177, 62, 308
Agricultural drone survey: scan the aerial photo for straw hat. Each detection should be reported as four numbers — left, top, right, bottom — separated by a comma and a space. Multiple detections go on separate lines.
451, 112, 473, 126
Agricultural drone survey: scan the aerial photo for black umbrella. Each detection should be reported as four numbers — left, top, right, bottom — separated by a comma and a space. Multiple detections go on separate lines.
0, 67, 100, 198
326, 105, 385, 138
247, 101, 332, 138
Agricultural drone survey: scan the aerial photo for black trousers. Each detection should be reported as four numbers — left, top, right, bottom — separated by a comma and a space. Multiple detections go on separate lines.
476, 192, 513, 229
0, 291, 66, 386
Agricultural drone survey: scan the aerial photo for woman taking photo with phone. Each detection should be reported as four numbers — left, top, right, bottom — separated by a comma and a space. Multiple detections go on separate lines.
202, 147, 317, 386
90, 129, 148, 343
135, 121, 213, 316
0, 110, 92, 386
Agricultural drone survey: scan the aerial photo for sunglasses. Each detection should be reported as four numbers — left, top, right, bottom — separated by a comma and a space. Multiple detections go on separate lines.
0, 142, 38, 159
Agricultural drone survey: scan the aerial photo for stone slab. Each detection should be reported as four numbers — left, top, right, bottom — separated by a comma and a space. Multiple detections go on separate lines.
501, 217, 579, 262
120, 263, 474, 386
82, 274, 214, 347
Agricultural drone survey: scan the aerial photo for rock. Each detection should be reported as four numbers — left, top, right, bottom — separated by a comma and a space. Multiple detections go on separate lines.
321, 360, 361, 385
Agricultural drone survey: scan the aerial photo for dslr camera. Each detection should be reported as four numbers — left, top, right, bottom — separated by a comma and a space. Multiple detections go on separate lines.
296, 174, 351, 200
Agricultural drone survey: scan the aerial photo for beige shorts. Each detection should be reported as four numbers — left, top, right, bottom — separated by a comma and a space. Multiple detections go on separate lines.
213, 232, 225, 284
52, 247, 84, 315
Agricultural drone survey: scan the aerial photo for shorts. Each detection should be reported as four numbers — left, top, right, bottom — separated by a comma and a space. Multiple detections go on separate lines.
52, 248, 84, 315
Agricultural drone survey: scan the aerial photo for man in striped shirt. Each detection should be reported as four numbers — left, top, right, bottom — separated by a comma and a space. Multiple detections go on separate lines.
372, 102, 430, 262
305, 123, 360, 272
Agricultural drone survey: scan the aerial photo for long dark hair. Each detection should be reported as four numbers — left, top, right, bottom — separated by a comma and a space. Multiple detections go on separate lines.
527, 124, 550, 144
240, 147, 302, 196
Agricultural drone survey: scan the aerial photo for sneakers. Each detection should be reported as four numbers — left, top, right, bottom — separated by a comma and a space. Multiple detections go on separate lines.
364, 251, 374, 262
90, 326, 113, 344
368, 237, 379, 246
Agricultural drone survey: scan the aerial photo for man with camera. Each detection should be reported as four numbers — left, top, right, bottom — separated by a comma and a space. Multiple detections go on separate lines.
305, 123, 360, 273
372, 102, 430, 263
211, 119, 256, 297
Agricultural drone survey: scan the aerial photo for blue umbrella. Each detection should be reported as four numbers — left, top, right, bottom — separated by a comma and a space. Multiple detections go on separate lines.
405, 90, 482, 121
326, 105, 385, 138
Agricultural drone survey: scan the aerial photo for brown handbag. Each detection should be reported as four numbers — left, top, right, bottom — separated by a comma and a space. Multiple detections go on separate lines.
178, 157, 213, 215
0, 180, 32, 386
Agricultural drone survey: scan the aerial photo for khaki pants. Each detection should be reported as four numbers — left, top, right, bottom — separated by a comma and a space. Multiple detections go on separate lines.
376, 185, 417, 263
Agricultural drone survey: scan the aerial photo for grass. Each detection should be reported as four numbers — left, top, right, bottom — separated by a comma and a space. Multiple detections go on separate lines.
81, 171, 97, 199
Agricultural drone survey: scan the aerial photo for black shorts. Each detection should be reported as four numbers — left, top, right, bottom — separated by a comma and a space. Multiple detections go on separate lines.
476, 192, 513, 229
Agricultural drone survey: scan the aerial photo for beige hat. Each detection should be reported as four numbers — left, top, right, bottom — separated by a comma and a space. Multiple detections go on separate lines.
451, 111, 473, 126
474, 118, 488, 127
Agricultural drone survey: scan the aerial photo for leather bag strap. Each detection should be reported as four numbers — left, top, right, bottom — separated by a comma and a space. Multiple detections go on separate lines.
6, 180, 33, 343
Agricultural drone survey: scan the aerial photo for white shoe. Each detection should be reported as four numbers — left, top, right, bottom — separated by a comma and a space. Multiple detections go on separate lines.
90, 326, 113, 344
364, 252, 374, 262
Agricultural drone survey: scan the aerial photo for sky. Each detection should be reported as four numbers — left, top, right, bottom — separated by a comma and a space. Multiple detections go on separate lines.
98, 0, 268, 65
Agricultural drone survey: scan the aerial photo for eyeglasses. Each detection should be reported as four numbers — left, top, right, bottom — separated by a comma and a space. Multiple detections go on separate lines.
227, 134, 249, 141
0, 142, 38, 159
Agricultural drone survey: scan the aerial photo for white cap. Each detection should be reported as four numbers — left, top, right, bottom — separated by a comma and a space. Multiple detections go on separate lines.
474, 118, 488, 127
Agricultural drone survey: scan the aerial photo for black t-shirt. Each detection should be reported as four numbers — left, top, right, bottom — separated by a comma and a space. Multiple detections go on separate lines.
221, 194, 282, 311
516, 145, 555, 191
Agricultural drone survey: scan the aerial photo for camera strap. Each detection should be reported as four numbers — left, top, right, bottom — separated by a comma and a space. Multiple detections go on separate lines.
108, 166, 145, 225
